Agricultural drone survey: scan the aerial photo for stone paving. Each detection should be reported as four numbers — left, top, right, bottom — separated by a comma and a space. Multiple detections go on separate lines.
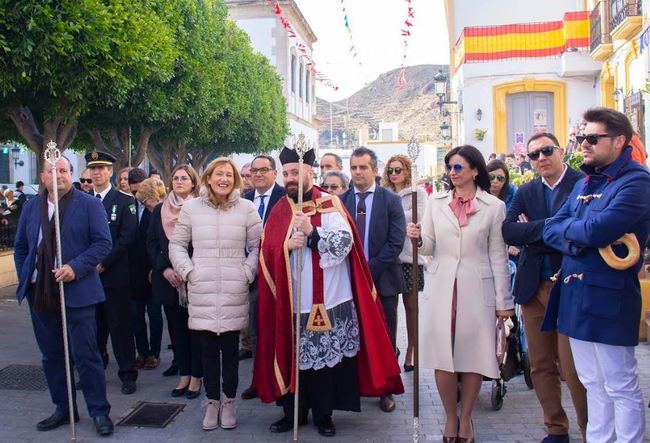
1, 284, 649, 442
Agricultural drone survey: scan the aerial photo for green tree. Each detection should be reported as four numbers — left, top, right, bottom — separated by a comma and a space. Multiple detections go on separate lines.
0, 0, 177, 159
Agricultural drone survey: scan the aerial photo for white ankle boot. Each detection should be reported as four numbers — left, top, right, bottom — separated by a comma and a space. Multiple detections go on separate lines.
220, 397, 237, 429
202, 399, 220, 431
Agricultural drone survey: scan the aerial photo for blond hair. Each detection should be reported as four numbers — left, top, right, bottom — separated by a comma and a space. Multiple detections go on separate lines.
135, 177, 167, 203
381, 154, 412, 190
201, 157, 242, 209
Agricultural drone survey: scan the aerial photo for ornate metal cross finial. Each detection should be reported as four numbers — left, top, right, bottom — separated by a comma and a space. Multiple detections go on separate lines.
407, 136, 421, 162
293, 133, 310, 161
44, 140, 61, 165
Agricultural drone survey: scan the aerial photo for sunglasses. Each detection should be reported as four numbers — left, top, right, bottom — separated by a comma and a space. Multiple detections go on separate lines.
575, 134, 613, 145
445, 163, 463, 173
387, 167, 403, 175
80, 178, 92, 184
489, 174, 505, 183
322, 184, 340, 190
528, 145, 558, 161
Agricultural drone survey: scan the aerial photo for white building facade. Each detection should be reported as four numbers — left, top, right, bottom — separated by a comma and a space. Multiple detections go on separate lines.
444, 0, 602, 157
226, 0, 319, 152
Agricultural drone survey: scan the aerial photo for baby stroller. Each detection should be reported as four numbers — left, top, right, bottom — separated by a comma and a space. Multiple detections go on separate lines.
488, 261, 533, 410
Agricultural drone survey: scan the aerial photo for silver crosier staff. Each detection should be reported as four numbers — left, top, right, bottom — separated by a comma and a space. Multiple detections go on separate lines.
292, 133, 311, 441
406, 137, 421, 443
43, 140, 76, 441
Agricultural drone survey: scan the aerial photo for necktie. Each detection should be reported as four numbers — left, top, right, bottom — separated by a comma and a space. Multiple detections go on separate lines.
258, 195, 266, 220
356, 192, 369, 249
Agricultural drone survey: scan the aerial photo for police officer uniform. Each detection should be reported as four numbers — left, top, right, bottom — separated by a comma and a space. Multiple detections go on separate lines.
86, 151, 139, 394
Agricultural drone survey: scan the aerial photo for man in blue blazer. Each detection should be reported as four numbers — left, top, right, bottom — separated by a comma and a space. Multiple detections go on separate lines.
340, 147, 405, 413
14, 156, 114, 436
543, 108, 650, 442
240, 154, 286, 400
502, 132, 586, 443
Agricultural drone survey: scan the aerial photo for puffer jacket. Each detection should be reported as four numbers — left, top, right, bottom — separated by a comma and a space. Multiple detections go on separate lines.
169, 188, 262, 334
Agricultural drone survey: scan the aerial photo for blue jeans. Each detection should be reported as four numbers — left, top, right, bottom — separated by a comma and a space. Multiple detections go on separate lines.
130, 300, 163, 358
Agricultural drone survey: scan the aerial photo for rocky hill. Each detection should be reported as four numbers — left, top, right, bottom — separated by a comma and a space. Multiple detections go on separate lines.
316, 64, 450, 146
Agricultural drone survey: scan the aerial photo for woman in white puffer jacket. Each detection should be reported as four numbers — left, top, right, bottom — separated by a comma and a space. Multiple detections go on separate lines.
169, 157, 262, 431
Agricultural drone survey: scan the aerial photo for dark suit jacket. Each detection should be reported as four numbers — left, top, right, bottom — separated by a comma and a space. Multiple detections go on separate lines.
130, 200, 152, 300
502, 167, 583, 304
340, 186, 406, 296
14, 189, 112, 307
243, 183, 286, 225
99, 188, 137, 289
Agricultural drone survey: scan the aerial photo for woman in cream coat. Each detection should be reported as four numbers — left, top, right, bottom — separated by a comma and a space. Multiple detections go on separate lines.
407, 145, 514, 443
169, 157, 262, 431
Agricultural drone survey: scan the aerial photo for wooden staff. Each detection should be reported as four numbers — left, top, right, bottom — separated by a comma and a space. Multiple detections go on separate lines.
44, 141, 76, 441
292, 133, 310, 441
407, 137, 421, 442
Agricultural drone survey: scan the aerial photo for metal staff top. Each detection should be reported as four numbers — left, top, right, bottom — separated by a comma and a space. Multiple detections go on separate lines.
407, 136, 421, 191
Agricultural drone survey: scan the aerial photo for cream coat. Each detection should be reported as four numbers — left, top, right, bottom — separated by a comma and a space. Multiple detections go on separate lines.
418, 188, 513, 378
169, 189, 262, 334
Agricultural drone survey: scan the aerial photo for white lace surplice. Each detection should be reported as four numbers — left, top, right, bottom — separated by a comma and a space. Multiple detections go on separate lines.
290, 209, 360, 370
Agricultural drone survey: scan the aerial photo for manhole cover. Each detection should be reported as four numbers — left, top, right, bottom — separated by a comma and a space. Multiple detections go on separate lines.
0, 364, 48, 391
118, 402, 185, 428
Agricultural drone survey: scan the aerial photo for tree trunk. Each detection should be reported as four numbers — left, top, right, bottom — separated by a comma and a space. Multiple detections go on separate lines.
6, 105, 77, 165
86, 125, 157, 174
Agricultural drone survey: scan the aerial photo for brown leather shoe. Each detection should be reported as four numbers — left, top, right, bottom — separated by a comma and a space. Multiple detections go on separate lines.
134, 355, 145, 369
144, 356, 159, 370
379, 394, 396, 412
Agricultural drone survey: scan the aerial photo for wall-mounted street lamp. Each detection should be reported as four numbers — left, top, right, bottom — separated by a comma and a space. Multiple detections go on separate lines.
11, 146, 24, 168
433, 69, 458, 112
440, 122, 452, 141
613, 87, 624, 101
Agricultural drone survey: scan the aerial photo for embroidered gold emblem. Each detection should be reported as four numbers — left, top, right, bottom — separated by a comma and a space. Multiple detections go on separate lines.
306, 304, 332, 332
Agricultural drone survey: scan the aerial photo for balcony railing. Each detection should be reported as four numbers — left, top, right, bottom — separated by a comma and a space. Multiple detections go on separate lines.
590, 1, 612, 53
610, 0, 642, 32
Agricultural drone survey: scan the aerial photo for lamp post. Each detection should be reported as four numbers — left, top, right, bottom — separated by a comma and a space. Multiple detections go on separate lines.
11, 146, 24, 168
433, 69, 457, 112
440, 122, 452, 142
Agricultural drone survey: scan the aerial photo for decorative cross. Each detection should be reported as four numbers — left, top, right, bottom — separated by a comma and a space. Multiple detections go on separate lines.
293, 133, 311, 160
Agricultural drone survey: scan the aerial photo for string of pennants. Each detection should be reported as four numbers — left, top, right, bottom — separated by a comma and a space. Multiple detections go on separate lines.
266, 0, 417, 92
397, 0, 415, 91
267, 0, 339, 91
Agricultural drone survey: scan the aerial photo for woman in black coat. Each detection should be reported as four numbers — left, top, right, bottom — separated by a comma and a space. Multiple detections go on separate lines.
147, 164, 203, 398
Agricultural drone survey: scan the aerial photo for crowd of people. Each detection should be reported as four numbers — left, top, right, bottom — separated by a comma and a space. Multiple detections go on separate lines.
11, 106, 650, 442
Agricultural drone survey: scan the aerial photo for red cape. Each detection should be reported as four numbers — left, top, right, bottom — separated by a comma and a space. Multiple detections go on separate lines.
252, 186, 404, 403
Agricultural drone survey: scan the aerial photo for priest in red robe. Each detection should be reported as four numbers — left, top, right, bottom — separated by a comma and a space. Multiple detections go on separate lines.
253, 146, 404, 437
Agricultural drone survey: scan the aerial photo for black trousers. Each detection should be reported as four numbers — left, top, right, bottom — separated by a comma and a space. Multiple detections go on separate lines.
96, 287, 137, 382
379, 294, 398, 351
280, 356, 360, 425
166, 303, 202, 377
28, 292, 110, 417
200, 330, 239, 400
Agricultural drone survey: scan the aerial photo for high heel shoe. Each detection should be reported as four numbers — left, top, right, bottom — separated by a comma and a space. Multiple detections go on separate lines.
186, 379, 202, 399
442, 416, 459, 443
457, 419, 474, 443
171, 384, 189, 397
403, 363, 414, 373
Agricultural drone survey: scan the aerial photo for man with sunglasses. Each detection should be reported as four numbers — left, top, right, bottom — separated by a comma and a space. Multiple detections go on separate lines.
79, 169, 94, 194
543, 108, 650, 442
503, 132, 586, 443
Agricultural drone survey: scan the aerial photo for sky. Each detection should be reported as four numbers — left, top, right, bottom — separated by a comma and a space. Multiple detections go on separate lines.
294, 0, 451, 102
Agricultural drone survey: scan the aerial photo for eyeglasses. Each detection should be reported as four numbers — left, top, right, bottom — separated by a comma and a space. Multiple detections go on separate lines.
576, 134, 613, 145
489, 174, 505, 183
445, 163, 463, 173
528, 145, 558, 161
173, 176, 191, 182
386, 167, 403, 175
322, 184, 341, 190
80, 178, 92, 184
250, 167, 273, 175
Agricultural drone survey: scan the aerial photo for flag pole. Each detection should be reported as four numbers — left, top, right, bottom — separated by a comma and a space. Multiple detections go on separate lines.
406, 137, 421, 442
44, 141, 76, 441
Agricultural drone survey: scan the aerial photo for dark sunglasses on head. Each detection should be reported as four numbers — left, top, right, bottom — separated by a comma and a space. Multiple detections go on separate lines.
445, 163, 463, 173
387, 167, 403, 175
80, 178, 92, 184
322, 184, 340, 190
528, 145, 558, 161
489, 174, 505, 183
575, 133, 613, 145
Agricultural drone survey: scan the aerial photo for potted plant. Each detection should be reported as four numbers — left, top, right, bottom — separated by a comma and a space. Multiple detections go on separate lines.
474, 128, 487, 141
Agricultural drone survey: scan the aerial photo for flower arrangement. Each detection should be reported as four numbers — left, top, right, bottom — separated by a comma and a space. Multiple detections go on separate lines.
474, 128, 487, 141
510, 170, 536, 187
